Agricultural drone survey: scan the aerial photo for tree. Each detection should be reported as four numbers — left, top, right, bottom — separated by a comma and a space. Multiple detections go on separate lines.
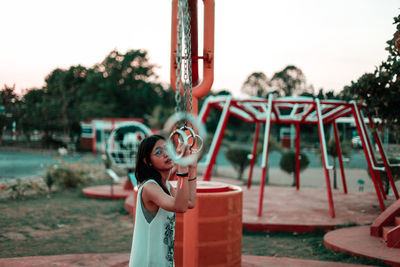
19, 88, 46, 143
279, 150, 310, 187
92, 49, 164, 119
225, 147, 251, 180
241, 72, 270, 97
0, 85, 20, 145
343, 13, 400, 129
270, 65, 309, 97
44, 65, 88, 141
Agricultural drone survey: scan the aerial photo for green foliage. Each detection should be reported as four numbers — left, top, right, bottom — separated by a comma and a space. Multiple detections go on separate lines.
7, 180, 33, 200
270, 65, 310, 97
45, 163, 89, 189
343, 13, 400, 129
0, 85, 21, 144
225, 147, 251, 180
16, 49, 169, 149
279, 150, 310, 186
241, 71, 271, 97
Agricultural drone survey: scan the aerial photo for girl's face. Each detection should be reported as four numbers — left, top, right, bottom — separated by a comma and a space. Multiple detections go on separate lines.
149, 139, 173, 172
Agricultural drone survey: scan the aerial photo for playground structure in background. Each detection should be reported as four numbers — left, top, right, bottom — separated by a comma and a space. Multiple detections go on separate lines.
198, 95, 400, 218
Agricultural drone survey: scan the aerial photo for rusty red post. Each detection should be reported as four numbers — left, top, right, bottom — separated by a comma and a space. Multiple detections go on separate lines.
295, 123, 300, 190
315, 99, 335, 218
332, 120, 347, 194
352, 104, 385, 211
248, 122, 260, 189
367, 116, 399, 199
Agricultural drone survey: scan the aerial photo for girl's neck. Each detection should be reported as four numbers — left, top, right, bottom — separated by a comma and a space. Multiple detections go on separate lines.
159, 170, 169, 184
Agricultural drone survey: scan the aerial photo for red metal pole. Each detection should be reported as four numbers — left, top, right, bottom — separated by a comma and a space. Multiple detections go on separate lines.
332, 121, 347, 194
352, 107, 385, 211
295, 123, 300, 190
257, 95, 273, 217
367, 116, 399, 199
257, 138, 271, 217
248, 122, 260, 189
358, 111, 386, 199
203, 109, 230, 181
258, 167, 267, 216
315, 101, 335, 218
189, 0, 199, 86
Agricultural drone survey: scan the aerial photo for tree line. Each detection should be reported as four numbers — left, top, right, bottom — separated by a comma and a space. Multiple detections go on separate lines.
1, 14, 398, 147
0, 49, 177, 146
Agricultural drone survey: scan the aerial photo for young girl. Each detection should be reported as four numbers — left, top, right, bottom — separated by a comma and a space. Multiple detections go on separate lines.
129, 135, 197, 267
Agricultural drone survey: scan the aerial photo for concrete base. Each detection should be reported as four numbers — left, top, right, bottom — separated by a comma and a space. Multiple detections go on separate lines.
125, 183, 394, 233
0, 253, 374, 267
324, 226, 400, 267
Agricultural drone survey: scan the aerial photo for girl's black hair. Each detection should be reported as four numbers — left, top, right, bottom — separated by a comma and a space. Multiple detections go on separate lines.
135, 135, 170, 195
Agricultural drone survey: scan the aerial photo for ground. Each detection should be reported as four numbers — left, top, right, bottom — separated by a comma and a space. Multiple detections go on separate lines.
0, 183, 388, 266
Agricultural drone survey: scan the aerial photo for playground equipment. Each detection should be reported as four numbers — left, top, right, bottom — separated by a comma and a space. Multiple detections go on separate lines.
106, 121, 153, 187
198, 95, 399, 218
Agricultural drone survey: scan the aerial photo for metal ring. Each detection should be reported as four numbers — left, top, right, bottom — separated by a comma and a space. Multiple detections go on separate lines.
164, 112, 206, 166
191, 134, 203, 153
179, 126, 196, 149
167, 129, 188, 159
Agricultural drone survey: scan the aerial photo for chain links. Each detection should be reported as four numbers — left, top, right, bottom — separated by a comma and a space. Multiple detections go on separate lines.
175, 0, 192, 114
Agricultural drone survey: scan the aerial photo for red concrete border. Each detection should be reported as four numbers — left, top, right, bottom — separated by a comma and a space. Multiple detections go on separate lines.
125, 185, 394, 233
0, 253, 374, 267
324, 226, 400, 266
82, 185, 132, 200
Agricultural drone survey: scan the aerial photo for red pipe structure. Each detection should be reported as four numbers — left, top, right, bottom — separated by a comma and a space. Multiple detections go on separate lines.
198, 95, 398, 218
351, 104, 385, 211
333, 120, 348, 194
248, 122, 261, 189
367, 115, 399, 199
295, 123, 300, 190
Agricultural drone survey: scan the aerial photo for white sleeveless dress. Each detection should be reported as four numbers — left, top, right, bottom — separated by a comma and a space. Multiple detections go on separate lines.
129, 179, 176, 267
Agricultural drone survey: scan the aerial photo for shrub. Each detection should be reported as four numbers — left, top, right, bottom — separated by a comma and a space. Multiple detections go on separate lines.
225, 147, 251, 180
279, 150, 310, 186
45, 163, 88, 189
8, 179, 32, 200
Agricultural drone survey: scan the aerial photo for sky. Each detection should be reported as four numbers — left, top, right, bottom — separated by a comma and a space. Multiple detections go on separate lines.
0, 0, 399, 97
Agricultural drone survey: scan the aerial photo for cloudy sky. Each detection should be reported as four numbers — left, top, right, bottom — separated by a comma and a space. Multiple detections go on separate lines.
0, 0, 398, 97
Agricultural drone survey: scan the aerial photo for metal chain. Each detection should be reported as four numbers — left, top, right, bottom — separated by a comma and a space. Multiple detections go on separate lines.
183, 0, 193, 113
174, 0, 184, 113
175, 0, 192, 114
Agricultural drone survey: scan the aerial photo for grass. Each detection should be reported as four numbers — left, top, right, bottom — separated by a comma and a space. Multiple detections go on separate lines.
0, 185, 389, 266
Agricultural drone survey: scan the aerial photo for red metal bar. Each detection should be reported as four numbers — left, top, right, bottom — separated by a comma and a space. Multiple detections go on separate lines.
322, 106, 349, 123
358, 110, 387, 199
248, 122, 261, 189
333, 121, 347, 194
203, 106, 230, 181
367, 116, 399, 199
324, 109, 353, 124
295, 123, 300, 190
352, 107, 385, 211
315, 102, 335, 218
257, 137, 271, 216
300, 104, 315, 123
375, 170, 386, 200
258, 167, 267, 216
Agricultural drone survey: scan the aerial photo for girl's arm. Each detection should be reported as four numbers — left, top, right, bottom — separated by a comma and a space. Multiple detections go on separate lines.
142, 174, 189, 213
187, 164, 197, 209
